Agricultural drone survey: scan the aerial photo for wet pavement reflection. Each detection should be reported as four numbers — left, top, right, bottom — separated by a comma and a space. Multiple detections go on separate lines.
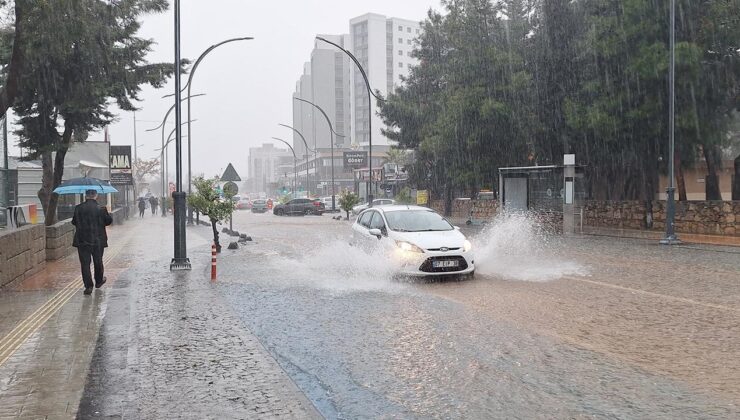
217, 210, 740, 419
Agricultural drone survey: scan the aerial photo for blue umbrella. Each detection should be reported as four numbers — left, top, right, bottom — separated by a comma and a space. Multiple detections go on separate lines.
53, 177, 119, 195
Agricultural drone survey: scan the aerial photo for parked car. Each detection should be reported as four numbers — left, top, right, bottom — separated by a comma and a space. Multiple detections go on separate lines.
251, 198, 268, 213
273, 198, 325, 216
320, 196, 340, 212
351, 198, 396, 215
236, 197, 251, 210
351, 205, 474, 277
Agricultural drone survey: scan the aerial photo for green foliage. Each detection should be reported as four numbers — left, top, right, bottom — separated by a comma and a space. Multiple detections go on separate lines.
278, 194, 292, 205
394, 187, 415, 205
379, 0, 740, 201
338, 190, 360, 219
187, 177, 234, 223
6, 0, 176, 224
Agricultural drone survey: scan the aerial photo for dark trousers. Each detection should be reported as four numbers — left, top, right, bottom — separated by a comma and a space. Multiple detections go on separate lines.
78, 245, 104, 289
139, 208, 145, 217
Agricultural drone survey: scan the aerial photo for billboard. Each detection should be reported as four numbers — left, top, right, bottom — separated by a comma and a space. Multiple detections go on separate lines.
343, 151, 368, 169
109, 145, 133, 185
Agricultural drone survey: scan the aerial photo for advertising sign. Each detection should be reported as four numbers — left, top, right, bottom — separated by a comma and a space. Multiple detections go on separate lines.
109, 145, 133, 185
343, 151, 368, 169
416, 190, 429, 205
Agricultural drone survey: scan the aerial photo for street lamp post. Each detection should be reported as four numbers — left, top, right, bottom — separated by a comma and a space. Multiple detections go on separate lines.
661, 0, 681, 245
271, 137, 298, 199
293, 97, 345, 212
146, 94, 205, 218
279, 124, 315, 197
170, 0, 190, 270
183, 36, 253, 224
316, 36, 384, 205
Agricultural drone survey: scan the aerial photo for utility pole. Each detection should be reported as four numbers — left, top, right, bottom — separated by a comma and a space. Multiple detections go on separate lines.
661, 0, 681, 245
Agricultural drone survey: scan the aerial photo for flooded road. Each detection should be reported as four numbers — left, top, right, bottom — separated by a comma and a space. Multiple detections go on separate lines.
218, 210, 740, 419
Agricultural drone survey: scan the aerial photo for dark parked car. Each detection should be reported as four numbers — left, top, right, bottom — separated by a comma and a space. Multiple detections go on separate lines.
273, 198, 325, 216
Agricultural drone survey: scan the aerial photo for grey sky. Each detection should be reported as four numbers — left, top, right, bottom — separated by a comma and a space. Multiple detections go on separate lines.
11, 0, 442, 182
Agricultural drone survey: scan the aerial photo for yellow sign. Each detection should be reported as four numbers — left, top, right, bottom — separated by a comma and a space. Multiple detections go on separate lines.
416, 190, 428, 205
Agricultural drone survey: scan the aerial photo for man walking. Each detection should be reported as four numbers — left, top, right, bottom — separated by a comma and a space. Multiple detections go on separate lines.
149, 195, 158, 215
72, 189, 113, 295
138, 197, 146, 218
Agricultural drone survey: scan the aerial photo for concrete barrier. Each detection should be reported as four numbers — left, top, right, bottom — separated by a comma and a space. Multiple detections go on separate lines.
0, 224, 46, 288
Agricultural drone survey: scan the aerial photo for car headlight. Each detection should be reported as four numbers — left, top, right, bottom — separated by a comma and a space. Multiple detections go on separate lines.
396, 241, 424, 253
463, 240, 472, 252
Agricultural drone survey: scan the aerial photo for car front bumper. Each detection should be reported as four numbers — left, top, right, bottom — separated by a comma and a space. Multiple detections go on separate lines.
393, 249, 475, 277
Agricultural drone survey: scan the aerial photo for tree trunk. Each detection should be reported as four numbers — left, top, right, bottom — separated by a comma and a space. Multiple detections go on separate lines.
210, 218, 221, 253
38, 125, 72, 226
675, 150, 687, 202
0, 2, 27, 117
443, 184, 452, 217
702, 144, 722, 200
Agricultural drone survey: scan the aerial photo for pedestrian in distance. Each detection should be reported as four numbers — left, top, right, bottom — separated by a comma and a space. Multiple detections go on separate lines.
138, 197, 146, 218
72, 189, 113, 295
149, 195, 158, 215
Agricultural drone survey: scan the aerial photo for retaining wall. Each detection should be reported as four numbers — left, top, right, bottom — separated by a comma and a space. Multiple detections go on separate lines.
584, 200, 739, 236
45, 218, 74, 261
0, 224, 46, 288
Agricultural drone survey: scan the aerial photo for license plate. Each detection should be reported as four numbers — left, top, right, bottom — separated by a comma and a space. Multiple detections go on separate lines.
433, 260, 459, 268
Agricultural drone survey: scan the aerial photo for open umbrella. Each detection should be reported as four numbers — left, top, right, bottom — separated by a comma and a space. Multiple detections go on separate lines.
53, 177, 118, 195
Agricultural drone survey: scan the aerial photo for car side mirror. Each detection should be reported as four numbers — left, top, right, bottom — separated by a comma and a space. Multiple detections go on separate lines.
368, 228, 382, 239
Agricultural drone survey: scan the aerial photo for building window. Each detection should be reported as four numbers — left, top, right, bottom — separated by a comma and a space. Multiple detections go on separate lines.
407, 39, 412, 45
416, 29, 420, 34
398, 62, 403, 68
407, 51, 412, 57
398, 25, 403, 31
398, 50, 403, 56
398, 37, 403, 44
407, 27, 412, 33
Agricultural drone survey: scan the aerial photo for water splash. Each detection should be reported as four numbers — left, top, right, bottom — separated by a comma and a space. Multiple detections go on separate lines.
265, 239, 406, 293
472, 213, 587, 281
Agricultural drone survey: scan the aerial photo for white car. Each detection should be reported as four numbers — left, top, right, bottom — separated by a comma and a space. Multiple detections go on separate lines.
351, 205, 474, 277
351, 198, 395, 215
321, 196, 340, 212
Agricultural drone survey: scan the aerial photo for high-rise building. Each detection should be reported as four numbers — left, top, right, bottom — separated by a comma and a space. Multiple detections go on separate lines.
247, 143, 293, 194
349, 13, 421, 148
292, 35, 352, 157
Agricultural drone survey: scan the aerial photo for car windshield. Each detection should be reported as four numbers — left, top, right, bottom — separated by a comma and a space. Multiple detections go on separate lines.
384, 210, 453, 232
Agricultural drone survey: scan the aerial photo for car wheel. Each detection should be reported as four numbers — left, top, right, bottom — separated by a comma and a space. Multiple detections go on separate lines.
304, 209, 313, 216
275, 209, 284, 216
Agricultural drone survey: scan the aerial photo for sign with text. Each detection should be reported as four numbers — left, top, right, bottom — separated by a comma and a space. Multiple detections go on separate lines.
416, 190, 429, 205
109, 145, 133, 185
343, 151, 368, 169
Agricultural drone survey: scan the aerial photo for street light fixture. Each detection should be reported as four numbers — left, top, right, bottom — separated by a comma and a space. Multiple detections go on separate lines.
270, 137, 298, 199
316, 36, 384, 205
145, 93, 205, 218
183, 36, 253, 224
278, 124, 315, 197
293, 97, 346, 212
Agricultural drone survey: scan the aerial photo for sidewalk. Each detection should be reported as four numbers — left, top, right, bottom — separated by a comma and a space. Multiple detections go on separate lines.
0, 216, 320, 419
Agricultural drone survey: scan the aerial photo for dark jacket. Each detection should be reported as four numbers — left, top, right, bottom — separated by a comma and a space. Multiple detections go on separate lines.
72, 199, 113, 248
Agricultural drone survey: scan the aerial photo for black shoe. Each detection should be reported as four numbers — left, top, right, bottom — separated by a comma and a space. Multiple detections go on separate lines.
95, 277, 107, 289
83, 287, 93, 295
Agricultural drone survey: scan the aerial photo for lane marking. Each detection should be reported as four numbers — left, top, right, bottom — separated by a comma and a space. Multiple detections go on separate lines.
566, 276, 740, 313
0, 229, 133, 368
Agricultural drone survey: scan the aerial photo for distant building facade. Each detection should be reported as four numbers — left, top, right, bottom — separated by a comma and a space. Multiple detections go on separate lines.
247, 143, 293, 194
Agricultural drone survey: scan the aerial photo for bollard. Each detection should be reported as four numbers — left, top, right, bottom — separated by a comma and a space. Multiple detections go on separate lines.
211, 244, 217, 281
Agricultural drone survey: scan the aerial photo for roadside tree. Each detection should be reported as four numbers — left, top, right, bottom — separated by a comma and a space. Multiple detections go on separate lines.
188, 177, 234, 252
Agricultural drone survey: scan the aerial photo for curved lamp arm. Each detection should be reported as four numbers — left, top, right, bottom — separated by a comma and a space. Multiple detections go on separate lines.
316, 36, 384, 102
145, 94, 206, 132
293, 97, 346, 137
278, 123, 315, 153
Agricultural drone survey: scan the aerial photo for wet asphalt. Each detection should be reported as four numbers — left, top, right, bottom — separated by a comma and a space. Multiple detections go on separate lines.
212, 210, 740, 419
69, 210, 740, 419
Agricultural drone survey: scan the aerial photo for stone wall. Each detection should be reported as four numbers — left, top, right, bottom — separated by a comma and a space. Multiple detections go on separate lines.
45, 218, 74, 261
429, 199, 499, 220
584, 200, 739, 236
0, 224, 46, 288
